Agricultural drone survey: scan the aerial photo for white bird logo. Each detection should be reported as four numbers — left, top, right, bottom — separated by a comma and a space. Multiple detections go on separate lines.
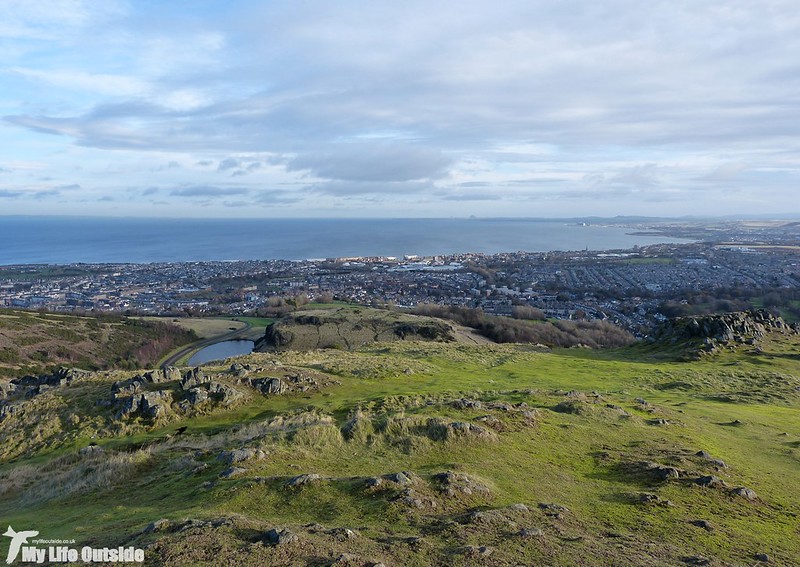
3, 526, 39, 565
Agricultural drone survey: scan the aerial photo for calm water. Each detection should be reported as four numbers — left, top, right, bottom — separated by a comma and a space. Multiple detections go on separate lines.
0, 217, 692, 265
187, 340, 255, 366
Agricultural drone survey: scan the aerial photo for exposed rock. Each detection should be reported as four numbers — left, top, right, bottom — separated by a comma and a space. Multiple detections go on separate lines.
230, 362, 249, 377
219, 467, 247, 479
207, 381, 244, 405
538, 503, 569, 518
755, 552, 770, 562
400, 496, 424, 509
507, 503, 530, 512
694, 450, 727, 469
218, 448, 267, 464
639, 461, 683, 481
143, 519, 171, 534
6, 367, 91, 401
326, 527, 357, 541
185, 388, 208, 405
682, 556, 711, 566
433, 471, 491, 497
450, 398, 483, 410
695, 475, 727, 489
252, 377, 288, 395
638, 493, 673, 507
448, 421, 492, 438
651, 310, 798, 356
0, 381, 16, 400
264, 528, 298, 546
457, 545, 493, 557
140, 390, 171, 418
180, 368, 209, 390
553, 400, 592, 415
111, 378, 142, 397
78, 444, 103, 456
142, 369, 172, 384
116, 394, 140, 418
519, 527, 544, 538
385, 471, 414, 486
163, 366, 182, 382
286, 473, 321, 487
731, 487, 757, 500
330, 553, 361, 566
690, 520, 714, 532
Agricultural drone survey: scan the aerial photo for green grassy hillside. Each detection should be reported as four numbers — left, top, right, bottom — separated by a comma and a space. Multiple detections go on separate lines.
0, 316, 798, 565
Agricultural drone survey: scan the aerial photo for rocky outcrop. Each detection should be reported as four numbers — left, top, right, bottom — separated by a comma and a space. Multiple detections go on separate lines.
259, 307, 455, 351
251, 377, 288, 395
117, 390, 173, 419
1, 367, 91, 402
650, 310, 798, 355
180, 367, 210, 390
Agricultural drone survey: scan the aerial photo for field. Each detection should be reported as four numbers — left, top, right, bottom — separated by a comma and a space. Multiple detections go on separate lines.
0, 313, 798, 565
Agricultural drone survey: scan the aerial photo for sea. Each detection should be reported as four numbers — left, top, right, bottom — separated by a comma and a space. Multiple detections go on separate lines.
0, 216, 693, 265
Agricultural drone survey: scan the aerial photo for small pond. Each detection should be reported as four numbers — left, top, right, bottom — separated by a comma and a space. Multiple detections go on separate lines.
187, 340, 255, 366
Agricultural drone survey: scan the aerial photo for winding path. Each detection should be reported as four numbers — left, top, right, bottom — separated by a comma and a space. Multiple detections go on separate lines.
160, 321, 252, 369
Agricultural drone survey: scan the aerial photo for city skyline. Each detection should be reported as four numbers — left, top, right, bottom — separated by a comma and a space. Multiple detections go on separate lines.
2, 1, 799, 218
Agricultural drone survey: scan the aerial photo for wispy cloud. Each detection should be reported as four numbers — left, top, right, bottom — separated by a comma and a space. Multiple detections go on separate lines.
169, 185, 249, 197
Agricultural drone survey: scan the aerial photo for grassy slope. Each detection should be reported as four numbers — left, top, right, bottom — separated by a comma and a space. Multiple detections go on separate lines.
0, 309, 196, 375
0, 336, 798, 565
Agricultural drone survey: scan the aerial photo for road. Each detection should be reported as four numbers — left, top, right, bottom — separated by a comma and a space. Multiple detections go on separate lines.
160, 321, 252, 369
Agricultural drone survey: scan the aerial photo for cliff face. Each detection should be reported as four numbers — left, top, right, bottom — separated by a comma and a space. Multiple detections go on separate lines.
650, 310, 798, 354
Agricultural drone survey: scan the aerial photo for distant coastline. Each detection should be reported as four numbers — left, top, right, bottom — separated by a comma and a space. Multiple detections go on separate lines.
0, 216, 697, 265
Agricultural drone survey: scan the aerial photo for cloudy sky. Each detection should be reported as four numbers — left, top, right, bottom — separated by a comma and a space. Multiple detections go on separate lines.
1, 0, 799, 218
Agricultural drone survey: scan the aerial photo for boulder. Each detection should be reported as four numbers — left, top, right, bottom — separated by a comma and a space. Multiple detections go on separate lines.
219, 467, 247, 479
264, 528, 298, 546
695, 475, 727, 489
207, 382, 244, 405
181, 368, 209, 390
140, 391, 171, 418
252, 377, 288, 395
185, 388, 208, 405
218, 448, 267, 464
385, 472, 414, 486
690, 520, 714, 532
731, 487, 757, 500
286, 473, 321, 487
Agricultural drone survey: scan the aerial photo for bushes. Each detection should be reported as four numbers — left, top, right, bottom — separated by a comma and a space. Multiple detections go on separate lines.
412, 304, 634, 348
0, 347, 20, 364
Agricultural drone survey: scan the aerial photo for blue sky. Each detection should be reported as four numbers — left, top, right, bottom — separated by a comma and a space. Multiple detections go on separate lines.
1, 0, 799, 218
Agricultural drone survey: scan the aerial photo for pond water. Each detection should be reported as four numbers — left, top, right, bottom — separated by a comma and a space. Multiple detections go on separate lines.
187, 340, 255, 366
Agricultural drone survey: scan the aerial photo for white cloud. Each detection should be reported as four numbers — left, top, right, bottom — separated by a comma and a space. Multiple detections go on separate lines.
1, 0, 799, 217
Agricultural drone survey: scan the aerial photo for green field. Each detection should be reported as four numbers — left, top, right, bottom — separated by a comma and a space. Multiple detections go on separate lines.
0, 317, 798, 565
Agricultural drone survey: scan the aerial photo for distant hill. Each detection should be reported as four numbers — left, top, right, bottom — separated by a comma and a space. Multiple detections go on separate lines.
259, 306, 455, 351
0, 308, 196, 376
